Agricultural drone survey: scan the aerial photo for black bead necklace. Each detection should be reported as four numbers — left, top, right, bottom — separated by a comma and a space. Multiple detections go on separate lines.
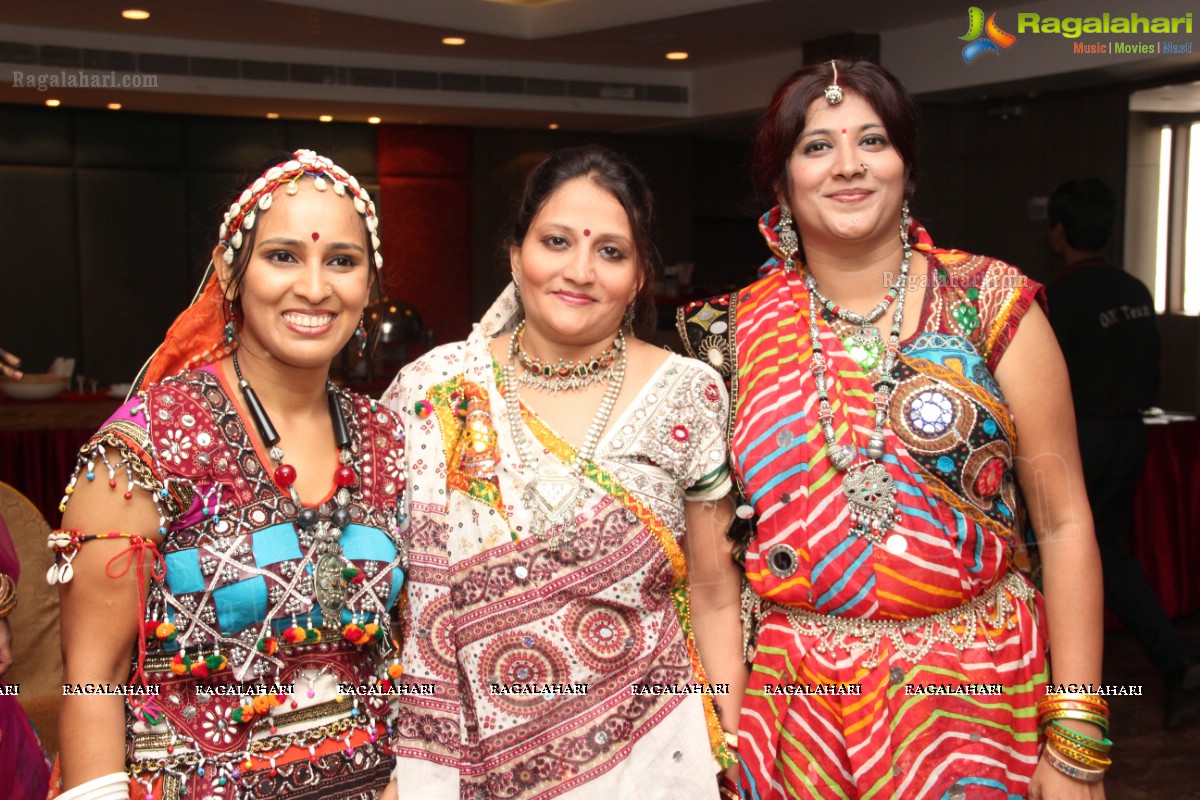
232, 351, 359, 625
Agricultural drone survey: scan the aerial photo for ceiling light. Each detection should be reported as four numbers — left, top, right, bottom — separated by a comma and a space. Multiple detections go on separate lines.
107, 102, 122, 110
319, 115, 333, 123
548, 123, 559, 130
367, 116, 382, 125
266, 112, 280, 119
121, 9, 150, 20
666, 51, 689, 61
442, 37, 466, 46
45, 99, 61, 107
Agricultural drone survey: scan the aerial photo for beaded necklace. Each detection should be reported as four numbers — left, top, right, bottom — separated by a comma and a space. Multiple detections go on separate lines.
802, 212, 912, 543
501, 330, 626, 549
232, 352, 359, 623
510, 320, 624, 393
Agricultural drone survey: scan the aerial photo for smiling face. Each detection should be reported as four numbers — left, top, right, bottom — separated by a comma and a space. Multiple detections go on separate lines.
216, 180, 371, 373
784, 90, 908, 253
511, 176, 640, 356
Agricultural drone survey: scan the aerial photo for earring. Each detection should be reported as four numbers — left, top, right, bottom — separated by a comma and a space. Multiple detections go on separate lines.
779, 203, 799, 272
900, 200, 911, 243
354, 315, 368, 356
622, 302, 636, 330
513, 276, 522, 307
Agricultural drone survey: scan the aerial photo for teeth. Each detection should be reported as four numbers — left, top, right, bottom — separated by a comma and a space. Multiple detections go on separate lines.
283, 312, 334, 328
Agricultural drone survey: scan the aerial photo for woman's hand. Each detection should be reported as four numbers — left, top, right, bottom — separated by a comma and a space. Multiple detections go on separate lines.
0, 346, 22, 380
377, 778, 397, 800
1028, 754, 1105, 800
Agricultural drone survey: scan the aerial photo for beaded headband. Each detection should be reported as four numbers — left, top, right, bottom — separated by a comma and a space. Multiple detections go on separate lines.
824, 60, 844, 105
218, 148, 382, 270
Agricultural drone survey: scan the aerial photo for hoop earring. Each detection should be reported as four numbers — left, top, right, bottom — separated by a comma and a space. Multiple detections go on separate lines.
779, 203, 799, 272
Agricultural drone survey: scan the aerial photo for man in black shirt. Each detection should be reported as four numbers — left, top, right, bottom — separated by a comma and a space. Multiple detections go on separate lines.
1046, 178, 1199, 728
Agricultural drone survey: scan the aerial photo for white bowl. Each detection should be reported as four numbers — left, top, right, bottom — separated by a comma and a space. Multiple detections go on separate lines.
0, 374, 70, 400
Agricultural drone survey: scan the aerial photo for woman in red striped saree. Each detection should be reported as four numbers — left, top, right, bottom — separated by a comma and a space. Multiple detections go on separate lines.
679, 61, 1104, 800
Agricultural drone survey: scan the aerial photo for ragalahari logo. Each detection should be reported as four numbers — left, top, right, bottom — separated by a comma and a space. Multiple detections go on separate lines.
960, 7, 1017, 62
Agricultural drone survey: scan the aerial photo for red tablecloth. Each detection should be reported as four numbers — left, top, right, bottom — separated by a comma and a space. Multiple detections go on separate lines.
1132, 418, 1200, 618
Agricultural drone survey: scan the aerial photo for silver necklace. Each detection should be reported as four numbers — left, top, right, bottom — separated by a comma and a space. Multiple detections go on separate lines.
501, 332, 626, 549
804, 213, 912, 543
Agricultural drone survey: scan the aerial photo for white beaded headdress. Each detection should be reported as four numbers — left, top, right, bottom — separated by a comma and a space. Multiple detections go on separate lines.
218, 148, 382, 271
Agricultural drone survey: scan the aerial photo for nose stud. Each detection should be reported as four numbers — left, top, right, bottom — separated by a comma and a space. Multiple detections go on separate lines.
861, 163, 869, 174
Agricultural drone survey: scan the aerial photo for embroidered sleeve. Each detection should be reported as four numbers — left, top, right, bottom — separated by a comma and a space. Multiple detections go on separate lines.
676, 294, 736, 385
928, 255, 1046, 375
979, 261, 1045, 373
676, 360, 732, 502
62, 391, 186, 528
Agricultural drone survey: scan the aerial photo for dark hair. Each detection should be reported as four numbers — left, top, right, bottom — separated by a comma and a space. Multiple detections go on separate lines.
507, 144, 658, 336
221, 156, 381, 335
1048, 179, 1116, 251
751, 60, 920, 207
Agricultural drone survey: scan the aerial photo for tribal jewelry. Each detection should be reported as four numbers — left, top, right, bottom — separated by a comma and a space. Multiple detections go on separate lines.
824, 60, 844, 105
219, 149, 382, 272
501, 330, 626, 549
509, 319, 625, 394
232, 351, 362, 628
805, 208, 913, 542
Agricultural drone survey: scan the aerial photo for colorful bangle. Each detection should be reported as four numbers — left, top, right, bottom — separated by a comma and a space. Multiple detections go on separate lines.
0, 573, 16, 618
1039, 709, 1109, 735
1038, 693, 1109, 714
1043, 745, 1106, 783
1047, 720, 1113, 751
1046, 739, 1112, 770
1043, 727, 1110, 763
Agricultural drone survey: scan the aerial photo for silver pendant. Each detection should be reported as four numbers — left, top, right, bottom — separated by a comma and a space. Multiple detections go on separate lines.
841, 460, 900, 544
848, 324, 882, 350
522, 461, 587, 548
314, 553, 348, 624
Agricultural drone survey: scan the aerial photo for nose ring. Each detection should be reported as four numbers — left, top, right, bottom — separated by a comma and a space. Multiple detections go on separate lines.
861, 162, 869, 174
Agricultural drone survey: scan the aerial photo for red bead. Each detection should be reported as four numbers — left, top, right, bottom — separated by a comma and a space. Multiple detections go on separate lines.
334, 466, 357, 487
274, 464, 297, 488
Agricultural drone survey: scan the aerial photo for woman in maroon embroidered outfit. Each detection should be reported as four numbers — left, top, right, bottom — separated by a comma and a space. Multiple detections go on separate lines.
53, 151, 406, 800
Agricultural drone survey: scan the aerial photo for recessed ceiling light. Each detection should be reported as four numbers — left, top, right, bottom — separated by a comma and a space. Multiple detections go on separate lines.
319, 114, 333, 123
121, 9, 150, 20
442, 37, 466, 46
107, 102, 122, 110
548, 123, 559, 130
367, 116, 382, 125
45, 98, 61, 107
265, 112, 280, 119
666, 51, 689, 61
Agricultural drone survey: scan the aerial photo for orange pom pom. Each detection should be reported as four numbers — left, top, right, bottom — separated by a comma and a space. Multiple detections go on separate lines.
387, 662, 404, 679
252, 695, 273, 714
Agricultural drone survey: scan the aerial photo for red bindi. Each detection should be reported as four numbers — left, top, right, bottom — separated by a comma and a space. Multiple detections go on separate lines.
841, 129, 847, 134
583, 229, 591, 237
311, 232, 320, 242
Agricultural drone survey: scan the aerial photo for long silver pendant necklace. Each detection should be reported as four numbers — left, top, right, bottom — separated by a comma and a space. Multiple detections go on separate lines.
233, 351, 360, 624
501, 331, 626, 549
804, 213, 913, 543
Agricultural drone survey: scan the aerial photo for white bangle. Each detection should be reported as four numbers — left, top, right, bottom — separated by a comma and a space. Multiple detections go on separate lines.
57, 772, 131, 800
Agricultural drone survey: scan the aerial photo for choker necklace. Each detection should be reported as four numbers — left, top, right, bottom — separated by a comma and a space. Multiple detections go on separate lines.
805, 211, 912, 543
232, 351, 359, 625
501, 330, 626, 549
510, 320, 624, 394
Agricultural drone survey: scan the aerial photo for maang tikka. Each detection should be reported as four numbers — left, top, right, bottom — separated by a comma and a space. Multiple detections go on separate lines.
824, 60, 844, 105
